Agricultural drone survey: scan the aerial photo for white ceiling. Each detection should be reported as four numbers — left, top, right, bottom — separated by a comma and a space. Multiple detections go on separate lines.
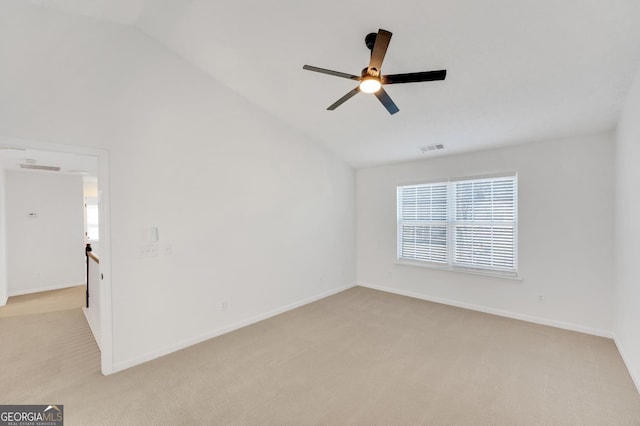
19, 0, 640, 167
24, 0, 145, 25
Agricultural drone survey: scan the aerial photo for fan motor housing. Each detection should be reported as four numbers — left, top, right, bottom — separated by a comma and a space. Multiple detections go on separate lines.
365, 33, 377, 50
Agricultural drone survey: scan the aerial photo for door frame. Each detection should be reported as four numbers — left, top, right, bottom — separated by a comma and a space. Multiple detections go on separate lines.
0, 135, 114, 374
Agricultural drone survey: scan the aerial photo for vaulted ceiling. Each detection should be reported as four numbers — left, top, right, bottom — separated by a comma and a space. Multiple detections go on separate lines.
12, 1, 640, 167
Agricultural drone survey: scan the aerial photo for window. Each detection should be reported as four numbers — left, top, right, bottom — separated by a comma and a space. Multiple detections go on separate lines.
397, 174, 517, 276
85, 199, 99, 242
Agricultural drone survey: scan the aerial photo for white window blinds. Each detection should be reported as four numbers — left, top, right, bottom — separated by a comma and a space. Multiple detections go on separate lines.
397, 174, 518, 276
452, 176, 517, 272
397, 183, 448, 263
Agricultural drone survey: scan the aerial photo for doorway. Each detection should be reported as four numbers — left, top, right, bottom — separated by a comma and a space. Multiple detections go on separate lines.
0, 136, 113, 374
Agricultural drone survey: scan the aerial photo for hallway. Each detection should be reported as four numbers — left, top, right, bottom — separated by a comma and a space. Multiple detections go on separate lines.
0, 284, 101, 412
0, 285, 85, 318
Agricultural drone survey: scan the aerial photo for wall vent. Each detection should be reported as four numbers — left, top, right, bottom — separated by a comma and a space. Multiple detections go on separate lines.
19, 164, 61, 172
420, 144, 445, 153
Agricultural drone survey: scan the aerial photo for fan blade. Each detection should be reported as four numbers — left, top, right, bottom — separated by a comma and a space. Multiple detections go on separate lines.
303, 65, 360, 81
368, 29, 392, 76
327, 87, 361, 110
382, 70, 447, 84
374, 88, 399, 115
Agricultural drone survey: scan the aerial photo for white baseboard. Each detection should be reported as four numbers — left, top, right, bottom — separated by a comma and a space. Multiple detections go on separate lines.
111, 282, 357, 374
358, 282, 613, 339
0, 295, 7, 307
613, 334, 640, 394
8, 282, 84, 297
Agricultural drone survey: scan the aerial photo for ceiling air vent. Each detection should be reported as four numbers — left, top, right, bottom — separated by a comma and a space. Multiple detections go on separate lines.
420, 144, 445, 154
19, 164, 61, 172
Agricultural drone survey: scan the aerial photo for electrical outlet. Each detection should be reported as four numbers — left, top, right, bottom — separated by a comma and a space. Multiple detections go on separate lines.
220, 301, 228, 311
538, 295, 544, 303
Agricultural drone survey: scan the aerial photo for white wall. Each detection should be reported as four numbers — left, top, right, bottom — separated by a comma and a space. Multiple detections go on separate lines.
5, 171, 85, 295
0, 167, 7, 305
357, 133, 615, 335
614, 64, 640, 391
0, 2, 356, 372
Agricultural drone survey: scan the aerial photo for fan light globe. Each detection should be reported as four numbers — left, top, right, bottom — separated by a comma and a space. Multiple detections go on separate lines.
359, 77, 382, 93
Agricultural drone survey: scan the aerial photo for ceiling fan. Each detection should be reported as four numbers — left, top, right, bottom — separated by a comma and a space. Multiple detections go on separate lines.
303, 29, 446, 115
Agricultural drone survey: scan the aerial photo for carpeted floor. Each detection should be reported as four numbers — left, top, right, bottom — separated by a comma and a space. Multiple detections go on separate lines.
1, 286, 639, 425
0, 285, 85, 318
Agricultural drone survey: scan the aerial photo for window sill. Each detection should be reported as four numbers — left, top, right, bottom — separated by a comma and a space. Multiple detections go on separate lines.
395, 260, 523, 281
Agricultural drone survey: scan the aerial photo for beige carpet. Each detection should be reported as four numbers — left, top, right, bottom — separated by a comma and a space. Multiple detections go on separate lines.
1, 286, 639, 425
0, 285, 85, 318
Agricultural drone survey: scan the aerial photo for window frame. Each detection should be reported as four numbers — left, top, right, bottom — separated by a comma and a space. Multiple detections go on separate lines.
396, 173, 518, 279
